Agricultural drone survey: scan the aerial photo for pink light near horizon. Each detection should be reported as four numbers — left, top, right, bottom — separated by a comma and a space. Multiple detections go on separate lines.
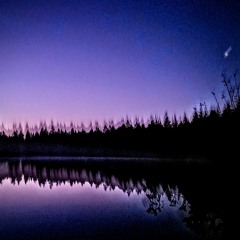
1, 1, 239, 127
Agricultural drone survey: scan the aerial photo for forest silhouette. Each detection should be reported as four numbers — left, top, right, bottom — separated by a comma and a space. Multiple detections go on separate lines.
1, 71, 239, 158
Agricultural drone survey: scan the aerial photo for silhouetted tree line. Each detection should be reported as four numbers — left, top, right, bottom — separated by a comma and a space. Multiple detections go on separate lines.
0, 71, 239, 157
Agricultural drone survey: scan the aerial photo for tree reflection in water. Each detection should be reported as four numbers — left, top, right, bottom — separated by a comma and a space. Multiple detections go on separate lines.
0, 158, 224, 240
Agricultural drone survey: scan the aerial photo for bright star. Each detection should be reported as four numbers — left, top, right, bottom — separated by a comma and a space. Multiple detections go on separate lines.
224, 46, 232, 58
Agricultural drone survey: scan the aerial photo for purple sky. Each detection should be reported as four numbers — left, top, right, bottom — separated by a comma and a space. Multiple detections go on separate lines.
1, 0, 240, 127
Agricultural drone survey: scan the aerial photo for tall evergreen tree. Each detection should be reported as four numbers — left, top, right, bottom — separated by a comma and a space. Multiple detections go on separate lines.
163, 112, 171, 128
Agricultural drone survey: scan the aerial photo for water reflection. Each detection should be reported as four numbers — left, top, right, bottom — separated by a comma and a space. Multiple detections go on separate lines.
0, 158, 224, 240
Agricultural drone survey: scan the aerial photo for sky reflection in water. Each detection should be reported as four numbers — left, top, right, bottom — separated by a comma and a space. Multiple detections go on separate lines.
0, 159, 222, 240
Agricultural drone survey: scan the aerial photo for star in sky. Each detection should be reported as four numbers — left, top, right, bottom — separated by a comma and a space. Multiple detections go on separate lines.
224, 46, 232, 58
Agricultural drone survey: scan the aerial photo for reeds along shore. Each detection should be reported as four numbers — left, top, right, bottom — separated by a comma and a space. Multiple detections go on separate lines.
0, 72, 239, 157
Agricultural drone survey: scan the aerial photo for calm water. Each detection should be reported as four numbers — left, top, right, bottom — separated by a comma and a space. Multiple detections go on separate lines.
0, 158, 223, 240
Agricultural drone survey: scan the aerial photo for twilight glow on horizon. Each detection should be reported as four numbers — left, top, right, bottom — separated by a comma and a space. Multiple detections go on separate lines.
1, 0, 240, 127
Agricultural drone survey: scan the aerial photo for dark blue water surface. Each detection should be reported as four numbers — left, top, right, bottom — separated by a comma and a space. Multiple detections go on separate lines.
0, 158, 223, 240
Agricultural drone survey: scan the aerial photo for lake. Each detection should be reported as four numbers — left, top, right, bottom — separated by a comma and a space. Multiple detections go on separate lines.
0, 158, 223, 240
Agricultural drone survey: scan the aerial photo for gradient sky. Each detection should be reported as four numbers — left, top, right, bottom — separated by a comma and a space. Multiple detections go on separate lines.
1, 0, 240, 127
